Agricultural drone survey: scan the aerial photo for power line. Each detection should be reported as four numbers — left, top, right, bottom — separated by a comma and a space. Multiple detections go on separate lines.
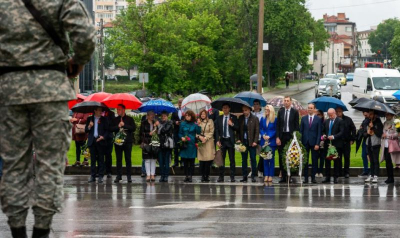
308, 0, 400, 11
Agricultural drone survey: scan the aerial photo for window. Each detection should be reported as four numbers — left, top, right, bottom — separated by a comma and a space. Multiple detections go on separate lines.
97, 5, 103, 10
345, 27, 352, 32
105, 5, 113, 10
116, 6, 124, 10
97, 13, 104, 18
326, 26, 336, 32
104, 13, 113, 18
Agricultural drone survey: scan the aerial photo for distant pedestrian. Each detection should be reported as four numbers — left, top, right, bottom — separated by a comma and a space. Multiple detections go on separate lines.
179, 110, 201, 183
70, 109, 90, 167
86, 107, 109, 184
140, 111, 157, 182
381, 112, 399, 184
157, 111, 174, 182
197, 109, 215, 182
259, 105, 277, 182
365, 110, 383, 183
285, 73, 290, 88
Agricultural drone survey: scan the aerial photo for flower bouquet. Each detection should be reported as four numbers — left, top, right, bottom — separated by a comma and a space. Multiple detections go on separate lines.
326, 144, 339, 160
235, 142, 247, 153
283, 132, 306, 175
81, 142, 91, 160
114, 128, 127, 146
149, 130, 160, 147
260, 141, 273, 160
178, 135, 190, 149
395, 119, 400, 132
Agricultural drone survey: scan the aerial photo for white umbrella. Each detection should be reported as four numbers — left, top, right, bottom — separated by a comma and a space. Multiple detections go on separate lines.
182, 93, 211, 114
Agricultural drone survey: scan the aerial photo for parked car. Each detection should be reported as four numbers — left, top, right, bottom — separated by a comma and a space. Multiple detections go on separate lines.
106, 75, 117, 81
305, 74, 316, 80
315, 78, 341, 99
346, 73, 354, 81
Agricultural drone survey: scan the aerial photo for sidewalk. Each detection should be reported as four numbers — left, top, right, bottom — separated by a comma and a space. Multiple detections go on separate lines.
262, 81, 315, 98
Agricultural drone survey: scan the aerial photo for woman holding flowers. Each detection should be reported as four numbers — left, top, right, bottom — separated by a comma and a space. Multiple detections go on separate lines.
259, 105, 277, 182
179, 110, 201, 182
196, 109, 215, 182
380, 112, 400, 184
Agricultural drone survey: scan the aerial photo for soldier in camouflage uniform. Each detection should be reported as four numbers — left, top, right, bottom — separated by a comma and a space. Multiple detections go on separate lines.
0, 0, 95, 237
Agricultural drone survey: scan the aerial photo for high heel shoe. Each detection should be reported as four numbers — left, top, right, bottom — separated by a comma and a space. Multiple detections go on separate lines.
264, 176, 269, 182
150, 175, 155, 181
146, 176, 150, 182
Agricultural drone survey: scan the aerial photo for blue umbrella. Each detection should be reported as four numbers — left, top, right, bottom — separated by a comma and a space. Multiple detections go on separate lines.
139, 99, 177, 114
309, 97, 348, 112
393, 90, 400, 100
234, 91, 267, 107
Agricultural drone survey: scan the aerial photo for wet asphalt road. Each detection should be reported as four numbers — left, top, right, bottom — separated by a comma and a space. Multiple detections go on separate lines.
1, 175, 400, 238
293, 81, 364, 127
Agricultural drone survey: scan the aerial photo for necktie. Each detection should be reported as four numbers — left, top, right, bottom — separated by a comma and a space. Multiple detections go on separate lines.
309, 116, 313, 128
223, 116, 228, 138
284, 110, 288, 132
328, 120, 333, 136
244, 118, 248, 139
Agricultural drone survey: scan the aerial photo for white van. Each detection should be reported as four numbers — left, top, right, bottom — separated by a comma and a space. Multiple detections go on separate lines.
352, 68, 400, 106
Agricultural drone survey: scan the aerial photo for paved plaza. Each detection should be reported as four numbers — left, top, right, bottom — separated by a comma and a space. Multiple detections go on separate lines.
1, 175, 400, 237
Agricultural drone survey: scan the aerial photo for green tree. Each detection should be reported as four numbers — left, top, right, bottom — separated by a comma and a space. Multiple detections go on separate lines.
390, 26, 400, 66
368, 18, 400, 58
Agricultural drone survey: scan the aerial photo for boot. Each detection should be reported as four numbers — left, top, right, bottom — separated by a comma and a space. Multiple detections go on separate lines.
32, 227, 50, 238
11, 227, 27, 238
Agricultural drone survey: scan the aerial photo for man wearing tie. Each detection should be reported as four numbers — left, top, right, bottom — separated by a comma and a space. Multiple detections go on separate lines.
237, 105, 260, 182
85, 107, 109, 184
276, 96, 299, 183
322, 108, 344, 184
172, 98, 184, 167
216, 103, 239, 182
300, 103, 322, 183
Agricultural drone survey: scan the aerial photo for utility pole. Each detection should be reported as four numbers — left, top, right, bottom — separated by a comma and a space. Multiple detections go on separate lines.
256, 0, 264, 94
332, 42, 334, 73
99, 18, 105, 92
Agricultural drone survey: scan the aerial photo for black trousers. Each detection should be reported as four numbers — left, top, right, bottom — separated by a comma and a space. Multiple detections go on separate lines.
368, 145, 380, 177
220, 138, 236, 178
340, 141, 351, 176
90, 141, 105, 178
278, 132, 292, 178
182, 158, 195, 177
75, 140, 85, 162
115, 143, 132, 179
173, 131, 180, 165
104, 139, 113, 174
325, 148, 342, 179
200, 161, 212, 177
384, 148, 394, 179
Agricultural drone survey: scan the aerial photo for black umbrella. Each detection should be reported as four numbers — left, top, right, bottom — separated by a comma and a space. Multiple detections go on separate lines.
353, 100, 396, 117
348, 97, 373, 107
355, 129, 365, 155
71, 101, 109, 113
211, 97, 251, 113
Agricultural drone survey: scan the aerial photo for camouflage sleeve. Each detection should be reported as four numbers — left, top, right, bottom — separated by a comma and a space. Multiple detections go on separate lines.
60, 0, 96, 65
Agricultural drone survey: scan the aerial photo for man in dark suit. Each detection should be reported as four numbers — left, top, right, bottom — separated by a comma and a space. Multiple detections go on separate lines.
322, 108, 344, 184
276, 96, 299, 183
237, 105, 260, 182
85, 107, 109, 184
110, 104, 136, 183
300, 103, 322, 183
215, 103, 239, 182
171, 98, 184, 167
336, 107, 356, 178
103, 110, 115, 178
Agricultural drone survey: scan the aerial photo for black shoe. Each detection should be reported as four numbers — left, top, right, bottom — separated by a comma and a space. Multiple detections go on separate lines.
32, 227, 50, 238
334, 178, 338, 184
159, 177, 164, 182
230, 177, 236, 182
188, 177, 193, 183
279, 178, 287, 183
322, 178, 331, 183
358, 172, 369, 177
344, 174, 350, 178
98, 177, 104, 184
11, 226, 27, 238
251, 177, 256, 183
217, 176, 224, 182
304, 179, 309, 184
184, 177, 189, 182
205, 176, 210, 182
163, 177, 168, 182
385, 178, 394, 184
127, 179, 132, 183
240, 178, 247, 183
201, 176, 206, 182
114, 177, 122, 183
311, 179, 317, 184
141, 173, 146, 177
88, 177, 96, 183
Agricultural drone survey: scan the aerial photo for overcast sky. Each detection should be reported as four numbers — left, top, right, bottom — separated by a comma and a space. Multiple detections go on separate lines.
306, 0, 400, 31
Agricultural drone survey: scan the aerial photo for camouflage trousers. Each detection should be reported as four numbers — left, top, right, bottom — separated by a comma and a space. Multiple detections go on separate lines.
0, 101, 71, 229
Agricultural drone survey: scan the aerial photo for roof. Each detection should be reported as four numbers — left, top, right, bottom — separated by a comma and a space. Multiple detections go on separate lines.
103, 22, 113, 28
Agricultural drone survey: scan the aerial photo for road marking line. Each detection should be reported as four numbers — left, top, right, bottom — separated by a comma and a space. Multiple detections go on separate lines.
285, 206, 394, 213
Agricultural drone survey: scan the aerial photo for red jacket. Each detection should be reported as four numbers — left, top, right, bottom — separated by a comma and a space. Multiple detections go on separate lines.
71, 112, 90, 141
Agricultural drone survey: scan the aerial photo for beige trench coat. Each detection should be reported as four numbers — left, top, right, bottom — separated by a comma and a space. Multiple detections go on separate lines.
197, 119, 216, 161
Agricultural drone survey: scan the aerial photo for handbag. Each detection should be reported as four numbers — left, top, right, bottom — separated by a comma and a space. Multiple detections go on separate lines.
388, 139, 400, 153
75, 119, 85, 134
214, 149, 223, 167
164, 136, 174, 149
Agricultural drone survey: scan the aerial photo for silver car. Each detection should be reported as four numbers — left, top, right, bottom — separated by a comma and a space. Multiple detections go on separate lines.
315, 78, 341, 99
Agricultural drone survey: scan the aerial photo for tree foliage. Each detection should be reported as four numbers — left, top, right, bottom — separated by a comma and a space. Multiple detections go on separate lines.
369, 18, 400, 58
107, 0, 328, 94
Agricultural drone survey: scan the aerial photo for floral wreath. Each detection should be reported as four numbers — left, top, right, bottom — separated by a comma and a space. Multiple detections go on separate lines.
282, 131, 307, 174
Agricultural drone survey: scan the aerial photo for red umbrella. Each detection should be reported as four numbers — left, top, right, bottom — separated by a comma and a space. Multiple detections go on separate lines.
84, 92, 112, 102
102, 93, 142, 109
68, 94, 87, 109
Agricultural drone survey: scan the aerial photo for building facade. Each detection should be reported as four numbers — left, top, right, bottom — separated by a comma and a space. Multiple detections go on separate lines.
313, 13, 358, 75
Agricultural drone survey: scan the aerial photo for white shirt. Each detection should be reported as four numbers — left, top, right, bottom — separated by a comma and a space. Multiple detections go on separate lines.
223, 114, 231, 138
284, 108, 291, 132
94, 116, 100, 138
178, 108, 183, 119
252, 110, 263, 121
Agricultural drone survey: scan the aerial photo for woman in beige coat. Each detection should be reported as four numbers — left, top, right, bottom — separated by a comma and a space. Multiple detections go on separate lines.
196, 109, 216, 182
380, 112, 400, 184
